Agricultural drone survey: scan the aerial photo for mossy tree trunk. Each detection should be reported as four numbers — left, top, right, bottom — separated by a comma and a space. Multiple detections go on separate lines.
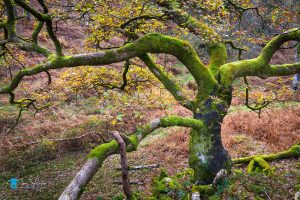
189, 95, 231, 184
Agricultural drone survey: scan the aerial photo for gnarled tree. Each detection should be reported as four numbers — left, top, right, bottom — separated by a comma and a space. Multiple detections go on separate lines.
0, 0, 299, 199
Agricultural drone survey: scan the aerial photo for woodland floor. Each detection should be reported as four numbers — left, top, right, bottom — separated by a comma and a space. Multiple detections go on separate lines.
0, 19, 300, 200
0, 100, 299, 200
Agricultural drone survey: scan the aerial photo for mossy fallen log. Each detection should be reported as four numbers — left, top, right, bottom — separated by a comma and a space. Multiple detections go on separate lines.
233, 143, 300, 164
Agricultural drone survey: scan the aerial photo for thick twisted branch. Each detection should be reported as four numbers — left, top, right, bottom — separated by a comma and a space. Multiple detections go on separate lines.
0, 33, 218, 109
219, 29, 300, 86
154, 0, 227, 76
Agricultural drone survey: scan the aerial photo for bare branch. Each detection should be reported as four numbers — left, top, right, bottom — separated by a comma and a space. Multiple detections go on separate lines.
120, 14, 166, 29
119, 60, 130, 90
6, 106, 24, 134
243, 76, 270, 117
224, 40, 247, 60
112, 131, 132, 199
116, 164, 160, 171
45, 70, 52, 85
32, 22, 44, 44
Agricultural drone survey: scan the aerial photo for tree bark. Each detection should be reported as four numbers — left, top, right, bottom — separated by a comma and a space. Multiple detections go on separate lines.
189, 123, 231, 184
58, 159, 100, 200
189, 97, 231, 184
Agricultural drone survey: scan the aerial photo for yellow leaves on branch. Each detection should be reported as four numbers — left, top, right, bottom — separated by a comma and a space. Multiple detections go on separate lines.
57, 63, 160, 97
79, 0, 165, 46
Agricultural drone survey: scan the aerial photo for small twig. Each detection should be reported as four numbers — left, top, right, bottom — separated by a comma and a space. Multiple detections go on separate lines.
116, 164, 160, 171
224, 40, 247, 60
263, 186, 272, 200
5, 46, 26, 69
45, 70, 52, 85
6, 107, 25, 134
113, 180, 144, 185
244, 76, 270, 117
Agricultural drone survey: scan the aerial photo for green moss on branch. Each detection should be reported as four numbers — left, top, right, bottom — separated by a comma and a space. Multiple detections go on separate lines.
219, 30, 300, 86
1, 33, 218, 102
246, 157, 273, 175
208, 44, 227, 76
139, 54, 192, 110
233, 143, 300, 164
87, 116, 204, 160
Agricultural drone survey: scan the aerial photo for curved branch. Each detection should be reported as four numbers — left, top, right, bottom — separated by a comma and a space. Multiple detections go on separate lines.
59, 116, 204, 200
155, 0, 228, 76
119, 60, 130, 90
219, 29, 300, 86
32, 22, 44, 44
260, 29, 300, 63
224, 40, 247, 60
120, 14, 166, 29
0, 33, 218, 102
244, 76, 270, 115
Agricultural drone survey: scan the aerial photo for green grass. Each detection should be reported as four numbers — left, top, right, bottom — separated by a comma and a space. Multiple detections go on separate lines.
0, 153, 84, 200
